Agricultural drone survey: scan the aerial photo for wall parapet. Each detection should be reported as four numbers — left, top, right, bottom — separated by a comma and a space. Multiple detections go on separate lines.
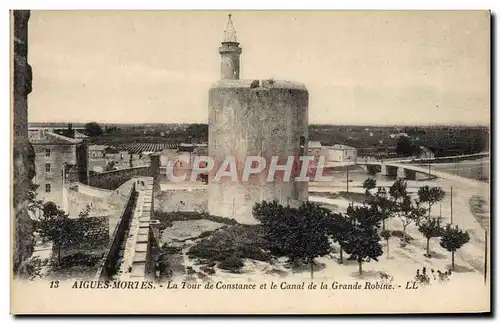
88, 166, 151, 190
118, 177, 155, 281
95, 183, 137, 281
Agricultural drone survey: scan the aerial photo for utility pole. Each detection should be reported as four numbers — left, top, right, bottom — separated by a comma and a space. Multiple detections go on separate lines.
479, 158, 484, 180
450, 186, 453, 224
484, 229, 488, 285
232, 197, 235, 219
346, 165, 349, 193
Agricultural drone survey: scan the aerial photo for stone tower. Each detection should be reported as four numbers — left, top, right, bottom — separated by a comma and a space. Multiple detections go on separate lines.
13, 10, 36, 275
208, 15, 309, 224
218, 14, 242, 80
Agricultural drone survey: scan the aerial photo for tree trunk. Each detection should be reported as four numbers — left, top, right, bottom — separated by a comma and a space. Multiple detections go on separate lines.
401, 226, 407, 246
57, 244, 61, 265
386, 238, 390, 259
358, 259, 363, 276
452, 251, 455, 271
382, 219, 386, 231
428, 203, 432, 218
310, 260, 314, 280
339, 247, 343, 264
426, 238, 430, 257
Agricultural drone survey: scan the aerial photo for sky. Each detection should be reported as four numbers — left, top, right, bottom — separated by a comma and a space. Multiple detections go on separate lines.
27, 10, 490, 125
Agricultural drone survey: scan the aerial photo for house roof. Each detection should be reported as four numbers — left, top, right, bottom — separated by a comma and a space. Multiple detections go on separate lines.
30, 131, 82, 145
308, 141, 323, 148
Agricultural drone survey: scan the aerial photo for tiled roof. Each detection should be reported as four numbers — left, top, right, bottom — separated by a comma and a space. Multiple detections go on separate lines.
30, 131, 82, 145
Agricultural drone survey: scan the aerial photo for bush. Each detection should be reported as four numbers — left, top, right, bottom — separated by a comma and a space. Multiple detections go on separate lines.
161, 244, 182, 255
153, 211, 238, 231
198, 230, 214, 239
187, 225, 273, 263
218, 255, 244, 273
59, 253, 101, 268
200, 265, 216, 275
234, 245, 272, 262
391, 230, 414, 242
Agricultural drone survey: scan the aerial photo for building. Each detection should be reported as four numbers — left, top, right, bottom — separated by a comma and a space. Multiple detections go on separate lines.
208, 15, 309, 224
308, 141, 324, 158
152, 145, 210, 186
326, 144, 357, 162
30, 131, 88, 212
89, 145, 107, 159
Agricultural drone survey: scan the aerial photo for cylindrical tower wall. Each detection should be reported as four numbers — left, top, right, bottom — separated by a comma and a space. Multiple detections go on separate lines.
219, 42, 242, 80
208, 79, 309, 224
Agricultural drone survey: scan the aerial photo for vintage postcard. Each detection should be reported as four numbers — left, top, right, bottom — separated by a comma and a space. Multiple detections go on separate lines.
11, 10, 491, 314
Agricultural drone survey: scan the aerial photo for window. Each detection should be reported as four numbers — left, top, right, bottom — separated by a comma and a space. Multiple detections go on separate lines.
45, 148, 51, 157
45, 184, 51, 193
45, 163, 51, 172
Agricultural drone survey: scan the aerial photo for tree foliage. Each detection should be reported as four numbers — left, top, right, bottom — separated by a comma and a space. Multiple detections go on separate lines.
367, 186, 394, 231
418, 217, 444, 257
341, 205, 383, 276
363, 178, 377, 195
37, 201, 97, 265
84, 122, 103, 137
326, 212, 351, 264
253, 200, 331, 278
396, 136, 421, 157
440, 224, 470, 271
418, 186, 446, 217
389, 179, 426, 246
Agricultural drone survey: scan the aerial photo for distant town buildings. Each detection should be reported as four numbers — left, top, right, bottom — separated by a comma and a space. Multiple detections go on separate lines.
389, 132, 408, 139
326, 144, 358, 162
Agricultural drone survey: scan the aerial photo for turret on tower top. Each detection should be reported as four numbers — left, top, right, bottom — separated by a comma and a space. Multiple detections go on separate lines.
219, 14, 242, 80
223, 14, 238, 43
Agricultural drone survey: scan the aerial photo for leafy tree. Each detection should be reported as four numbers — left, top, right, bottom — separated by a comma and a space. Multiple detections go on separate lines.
380, 230, 392, 259
254, 201, 331, 279
368, 186, 394, 231
37, 202, 96, 266
84, 122, 103, 137
342, 205, 383, 276
27, 182, 44, 220
326, 212, 352, 264
389, 178, 408, 202
389, 179, 426, 246
78, 204, 92, 218
418, 186, 445, 218
37, 202, 70, 265
363, 178, 377, 196
186, 123, 208, 140
395, 195, 426, 246
396, 136, 421, 157
440, 224, 470, 271
366, 186, 395, 257
418, 217, 444, 257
